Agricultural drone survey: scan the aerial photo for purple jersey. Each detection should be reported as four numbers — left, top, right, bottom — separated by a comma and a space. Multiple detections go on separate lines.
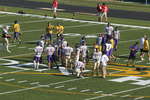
129, 45, 139, 56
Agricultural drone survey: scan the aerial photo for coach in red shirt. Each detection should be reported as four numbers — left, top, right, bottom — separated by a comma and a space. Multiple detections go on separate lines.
101, 3, 109, 22
52, 0, 58, 18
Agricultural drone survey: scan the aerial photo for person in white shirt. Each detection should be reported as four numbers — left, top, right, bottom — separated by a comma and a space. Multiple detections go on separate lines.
64, 44, 73, 68
105, 23, 114, 38
45, 44, 55, 69
100, 53, 109, 78
92, 48, 102, 76
80, 43, 88, 63
75, 60, 85, 78
33, 43, 43, 70
105, 41, 112, 58
1, 26, 11, 53
75, 46, 81, 62
113, 26, 120, 51
140, 35, 147, 61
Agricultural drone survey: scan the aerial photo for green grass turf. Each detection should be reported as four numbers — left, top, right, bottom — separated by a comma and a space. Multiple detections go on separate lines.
28, 0, 150, 12
0, 7, 150, 100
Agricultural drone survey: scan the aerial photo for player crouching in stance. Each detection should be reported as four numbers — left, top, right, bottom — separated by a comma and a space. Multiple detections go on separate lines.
1, 26, 11, 53
127, 42, 139, 67
92, 48, 102, 76
45, 44, 55, 70
100, 52, 109, 78
75, 60, 85, 78
33, 42, 43, 70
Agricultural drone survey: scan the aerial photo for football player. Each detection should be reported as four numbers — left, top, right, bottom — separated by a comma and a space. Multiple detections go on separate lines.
1, 26, 11, 53
63, 43, 73, 68
33, 43, 43, 70
75, 60, 85, 78
100, 53, 109, 78
12, 20, 21, 43
92, 48, 102, 76
45, 44, 55, 69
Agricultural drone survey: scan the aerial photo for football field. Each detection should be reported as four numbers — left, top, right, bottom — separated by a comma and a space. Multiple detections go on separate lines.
0, 11, 150, 100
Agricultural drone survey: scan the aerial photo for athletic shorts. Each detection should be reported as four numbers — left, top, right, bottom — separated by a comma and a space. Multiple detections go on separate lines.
47, 55, 53, 62
53, 7, 57, 13
65, 55, 71, 59
14, 32, 20, 39
33, 56, 41, 62
143, 50, 149, 53
128, 55, 136, 60
45, 33, 52, 40
97, 12, 102, 16
140, 49, 143, 52
101, 12, 107, 17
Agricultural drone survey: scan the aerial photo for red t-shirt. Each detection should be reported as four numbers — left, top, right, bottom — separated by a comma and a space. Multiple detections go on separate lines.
52, 0, 58, 8
101, 5, 109, 12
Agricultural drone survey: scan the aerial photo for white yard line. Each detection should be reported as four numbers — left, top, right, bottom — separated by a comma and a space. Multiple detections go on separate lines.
80, 89, 90, 92
134, 97, 144, 100
0, 77, 3, 79
94, 91, 103, 94
0, 11, 150, 29
0, 77, 89, 95
22, 23, 96, 33
18, 80, 28, 84
0, 53, 33, 59
85, 85, 150, 100
30, 82, 40, 85
67, 87, 77, 91
5, 78, 15, 82
0, 19, 51, 25
0, 70, 26, 76
54, 85, 65, 89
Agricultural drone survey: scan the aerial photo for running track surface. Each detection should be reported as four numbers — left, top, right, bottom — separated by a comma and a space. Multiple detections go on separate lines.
0, 0, 150, 21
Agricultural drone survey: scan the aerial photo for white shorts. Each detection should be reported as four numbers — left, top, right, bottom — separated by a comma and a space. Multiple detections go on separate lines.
53, 7, 57, 13
101, 12, 107, 18
75, 68, 81, 73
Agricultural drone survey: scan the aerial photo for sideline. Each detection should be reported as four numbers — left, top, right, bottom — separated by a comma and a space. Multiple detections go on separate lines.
0, 11, 150, 29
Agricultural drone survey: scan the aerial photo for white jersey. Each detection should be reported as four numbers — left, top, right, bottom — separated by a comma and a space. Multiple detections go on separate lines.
101, 54, 109, 66
96, 36, 103, 45
80, 45, 87, 57
113, 30, 120, 40
105, 26, 114, 36
34, 46, 43, 57
64, 46, 73, 56
62, 41, 67, 48
140, 37, 145, 49
76, 48, 80, 61
39, 40, 45, 48
75, 61, 85, 70
2, 28, 9, 34
105, 43, 112, 51
45, 46, 55, 56
93, 51, 102, 61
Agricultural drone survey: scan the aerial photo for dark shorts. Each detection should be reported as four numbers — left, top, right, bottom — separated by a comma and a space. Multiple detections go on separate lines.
143, 50, 149, 53
33, 56, 41, 62
14, 32, 20, 39
45, 33, 52, 40
140, 49, 143, 52
128, 55, 136, 60
114, 39, 118, 48
47, 55, 53, 62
